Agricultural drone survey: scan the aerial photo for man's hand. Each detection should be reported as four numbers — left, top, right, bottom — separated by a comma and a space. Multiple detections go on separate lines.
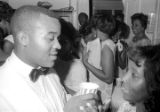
64, 93, 99, 112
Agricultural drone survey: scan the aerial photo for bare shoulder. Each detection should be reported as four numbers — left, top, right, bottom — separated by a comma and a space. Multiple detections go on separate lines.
101, 45, 114, 56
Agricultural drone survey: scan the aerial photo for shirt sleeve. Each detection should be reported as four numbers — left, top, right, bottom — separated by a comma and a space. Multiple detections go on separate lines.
0, 94, 16, 112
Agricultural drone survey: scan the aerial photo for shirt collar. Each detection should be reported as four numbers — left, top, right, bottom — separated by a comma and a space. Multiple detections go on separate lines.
6, 52, 34, 79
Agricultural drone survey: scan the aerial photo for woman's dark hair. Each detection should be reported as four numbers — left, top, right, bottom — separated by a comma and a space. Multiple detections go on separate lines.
80, 23, 92, 37
118, 22, 130, 40
0, 27, 4, 49
79, 22, 90, 36
131, 13, 148, 30
127, 44, 160, 112
114, 13, 124, 22
96, 14, 115, 37
58, 18, 80, 61
112, 20, 130, 40
81, 14, 100, 36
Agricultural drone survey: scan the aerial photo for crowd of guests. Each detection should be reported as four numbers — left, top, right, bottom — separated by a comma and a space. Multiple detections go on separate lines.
0, 1, 160, 112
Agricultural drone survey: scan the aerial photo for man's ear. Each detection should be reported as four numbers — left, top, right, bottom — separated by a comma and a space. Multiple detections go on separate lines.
17, 32, 29, 46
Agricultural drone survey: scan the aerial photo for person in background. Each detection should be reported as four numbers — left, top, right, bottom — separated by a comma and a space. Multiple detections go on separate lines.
0, 5, 98, 112
118, 44, 160, 112
111, 22, 131, 112
114, 21, 130, 70
80, 23, 98, 47
78, 12, 89, 36
114, 13, 124, 23
129, 13, 151, 47
82, 14, 116, 110
54, 18, 87, 95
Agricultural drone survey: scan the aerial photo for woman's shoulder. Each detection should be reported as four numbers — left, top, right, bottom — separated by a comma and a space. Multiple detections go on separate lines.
70, 59, 86, 71
129, 37, 151, 47
137, 38, 151, 46
102, 39, 116, 53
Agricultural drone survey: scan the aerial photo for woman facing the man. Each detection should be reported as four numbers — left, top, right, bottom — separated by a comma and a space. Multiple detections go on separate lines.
119, 44, 160, 112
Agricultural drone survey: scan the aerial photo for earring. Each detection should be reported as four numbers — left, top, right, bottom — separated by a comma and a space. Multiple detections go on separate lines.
94, 33, 97, 38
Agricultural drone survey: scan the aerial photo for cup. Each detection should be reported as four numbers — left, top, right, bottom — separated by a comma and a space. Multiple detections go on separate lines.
79, 82, 99, 95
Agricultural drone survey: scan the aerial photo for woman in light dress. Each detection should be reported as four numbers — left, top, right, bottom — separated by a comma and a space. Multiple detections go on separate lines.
82, 14, 116, 110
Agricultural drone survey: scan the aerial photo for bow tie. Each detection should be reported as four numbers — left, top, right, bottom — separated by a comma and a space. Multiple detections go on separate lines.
29, 67, 49, 82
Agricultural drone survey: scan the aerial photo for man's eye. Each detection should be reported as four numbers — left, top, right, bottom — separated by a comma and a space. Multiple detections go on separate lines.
49, 38, 54, 41
48, 36, 55, 41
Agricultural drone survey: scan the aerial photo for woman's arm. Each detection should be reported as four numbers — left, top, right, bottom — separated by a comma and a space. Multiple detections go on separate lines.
82, 45, 115, 84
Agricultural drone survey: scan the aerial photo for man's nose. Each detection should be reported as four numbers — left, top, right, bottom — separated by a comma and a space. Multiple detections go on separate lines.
53, 38, 61, 50
57, 39, 61, 50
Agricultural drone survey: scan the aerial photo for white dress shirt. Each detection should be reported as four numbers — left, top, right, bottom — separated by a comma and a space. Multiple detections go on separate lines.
0, 52, 67, 112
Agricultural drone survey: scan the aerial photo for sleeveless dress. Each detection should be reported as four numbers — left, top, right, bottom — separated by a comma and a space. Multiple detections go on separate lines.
87, 38, 116, 105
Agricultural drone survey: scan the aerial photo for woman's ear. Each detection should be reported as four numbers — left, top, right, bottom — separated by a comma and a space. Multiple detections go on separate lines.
16, 32, 29, 46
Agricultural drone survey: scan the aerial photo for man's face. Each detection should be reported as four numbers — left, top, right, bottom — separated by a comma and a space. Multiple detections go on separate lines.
26, 14, 61, 68
122, 60, 148, 104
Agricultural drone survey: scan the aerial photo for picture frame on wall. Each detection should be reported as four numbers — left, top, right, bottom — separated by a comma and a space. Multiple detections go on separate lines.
89, 0, 123, 16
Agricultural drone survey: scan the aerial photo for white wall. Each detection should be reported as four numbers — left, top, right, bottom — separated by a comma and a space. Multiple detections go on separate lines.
154, 0, 160, 44
8, 0, 69, 9
6, 0, 89, 29
2, 0, 159, 38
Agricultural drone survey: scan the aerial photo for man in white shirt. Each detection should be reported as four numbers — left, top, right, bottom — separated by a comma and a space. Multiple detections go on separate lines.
0, 5, 98, 112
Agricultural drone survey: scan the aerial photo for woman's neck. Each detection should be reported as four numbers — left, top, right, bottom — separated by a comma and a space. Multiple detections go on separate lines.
133, 32, 147, 42
97, 30, 109, 41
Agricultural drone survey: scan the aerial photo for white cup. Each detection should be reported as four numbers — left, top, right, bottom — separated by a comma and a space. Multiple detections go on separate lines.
79, 82, 99, 95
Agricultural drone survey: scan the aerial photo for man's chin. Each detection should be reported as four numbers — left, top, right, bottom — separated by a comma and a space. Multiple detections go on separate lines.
41, 62, 55, 68
123, 95, 135, 105
49, 61, 56, 67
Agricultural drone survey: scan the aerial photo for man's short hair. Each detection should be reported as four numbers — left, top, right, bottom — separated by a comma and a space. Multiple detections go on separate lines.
10, 5, 58, 38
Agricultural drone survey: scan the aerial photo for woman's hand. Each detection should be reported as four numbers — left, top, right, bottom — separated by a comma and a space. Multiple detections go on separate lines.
64, 93, 99, 112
